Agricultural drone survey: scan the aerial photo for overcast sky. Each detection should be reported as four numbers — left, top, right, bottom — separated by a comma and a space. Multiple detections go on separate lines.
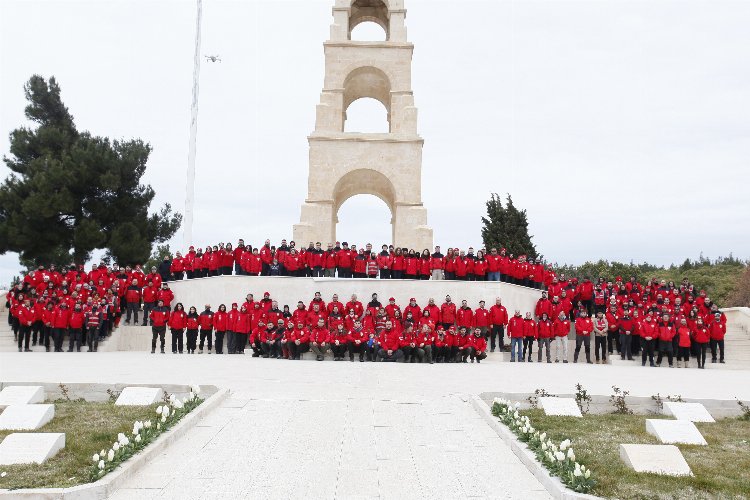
1, 0, 749, 285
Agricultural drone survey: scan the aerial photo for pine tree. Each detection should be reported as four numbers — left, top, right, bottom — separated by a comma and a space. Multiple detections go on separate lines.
0, 75, 181, 267
481, 193, 538, 258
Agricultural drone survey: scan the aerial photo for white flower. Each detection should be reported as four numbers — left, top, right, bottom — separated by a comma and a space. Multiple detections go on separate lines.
0, 472, 6, 478
107, 449, 115, 462
567, 448, 575, 459
92, 454, 100, 462
98, 460, 105, 470
555, 451, 565, 462
515, 402, 521, 409
156, 422, 161, 430
135, 434, 142, 443
585, 469, 591, 479
162, 406, 170, 417
100, 449, 106, 457
144, 420, 151, 429
560, 439, 571, 450
113, 442, 120, 452
161, 415, 167, 423
493, 397, 503, 405
540, 432, 547, 441
541, 442, 548, 451
569, 452, 576, 462
191, 384, 201, 395
117, 433, 126, 443
156, 405, 163, 415
120, 437, 129, 447
173, 399, 183, 409
580, 465, 586, 472
169, 394, 176, 403
573, 468, 582, 477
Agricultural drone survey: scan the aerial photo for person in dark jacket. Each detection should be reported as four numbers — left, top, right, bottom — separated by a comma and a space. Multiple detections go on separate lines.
158, 256, 172, 283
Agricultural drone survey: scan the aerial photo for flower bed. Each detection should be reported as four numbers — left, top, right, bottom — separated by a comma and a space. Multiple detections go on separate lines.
89, 386, 203, 481
491, 398, 594, 494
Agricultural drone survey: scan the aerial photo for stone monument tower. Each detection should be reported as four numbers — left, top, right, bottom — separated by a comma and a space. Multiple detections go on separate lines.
293, 0, 433, 250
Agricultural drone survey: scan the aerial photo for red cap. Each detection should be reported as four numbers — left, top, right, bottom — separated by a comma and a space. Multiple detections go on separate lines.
389, 297, 395, 302
410, 297, 416, 302
264, 292, 270, 296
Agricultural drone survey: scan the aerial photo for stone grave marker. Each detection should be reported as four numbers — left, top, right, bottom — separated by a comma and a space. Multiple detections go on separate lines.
539, 397, 582, 417
0, 433, 65, 465
663, 402, 715, 423
646, 419, 707, 445
619, 444, 692, 476
0, 386, 44, 408
115, 387, 162, 406
0, 404, 54, 430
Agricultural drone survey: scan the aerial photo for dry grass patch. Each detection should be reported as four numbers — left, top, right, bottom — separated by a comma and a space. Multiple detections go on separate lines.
0, 400, 158, 490
521, 409, 750, 499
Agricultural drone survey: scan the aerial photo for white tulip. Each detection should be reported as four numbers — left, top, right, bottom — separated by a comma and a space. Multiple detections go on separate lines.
0, 472, 6, 478
493, 397, 502, 405
107, 449, 115, 462
98, 460, 105, 470
191, 384, 201, 395
156, 405, 163, 415
161, 415, 167, 423
156, 422, 161, 430
100, 449, 106, 457
135, 434, 142, 443
169, 394, 176, 403
585, 469, 591, 479
560, 439, 571, 450
540, 432, 547, 441
162, 406, 170, 417
569, 453, 576, 462
573, 468, 582, 477
515, 402, 521, 409
555, 451, 565, 461
92, 454, 99, 462
117, 433, 126, 442
113, 443, 120, 452
144, 420, 151, 429
541, 442, 548, 451
121, 437, 129, 446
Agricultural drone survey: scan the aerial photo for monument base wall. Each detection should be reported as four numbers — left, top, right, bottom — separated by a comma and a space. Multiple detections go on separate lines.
169, 276, 541, 316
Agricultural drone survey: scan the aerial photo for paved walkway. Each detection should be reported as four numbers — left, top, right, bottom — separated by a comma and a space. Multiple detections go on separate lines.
2, 351, 750, 498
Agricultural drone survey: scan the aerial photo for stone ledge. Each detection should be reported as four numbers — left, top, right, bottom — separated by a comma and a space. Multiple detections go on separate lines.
470, 395, 599, 500
0, 387, 230, 499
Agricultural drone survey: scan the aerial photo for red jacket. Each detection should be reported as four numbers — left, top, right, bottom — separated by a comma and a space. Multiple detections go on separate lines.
311, 326, 329, 344
234, 310, 252, 334
378, 328, 401, 351
213, 311, 228, 331
186, 315, 199, 330
692, 325, 710, 343
537, 320, 554, 339
198, 311, 214, 330
473, 308, 490, 328
337, 249, 353, 269
523, 318, 537, 338
456, 307, 473, 328
677, 326, 692, 347
441, 303, 457, 324
708, 321, 726, 341
489, 305, 508, 326
168, 310, 187, 329
554, 318, 571, 338
69, 310, 85, 329
469, 335, 487, 352
535, 299, 553, 319
657, 323, 676, 341
52, 306, 71, 328
149, 307, 170, 327
507, 315, 525, 338
574, 317, 593, 336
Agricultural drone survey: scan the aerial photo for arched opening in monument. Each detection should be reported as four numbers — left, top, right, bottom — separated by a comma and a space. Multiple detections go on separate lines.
344, 97, 389, 133
332, 168, 396, 244
336, 194, 393, 249
350, 21, 387, 41
349, 0, 389, 40
342, 66, 391, 132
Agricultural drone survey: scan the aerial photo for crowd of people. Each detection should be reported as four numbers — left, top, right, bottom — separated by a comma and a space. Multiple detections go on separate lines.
5, 250, 729, 367
156, 239, 551, 287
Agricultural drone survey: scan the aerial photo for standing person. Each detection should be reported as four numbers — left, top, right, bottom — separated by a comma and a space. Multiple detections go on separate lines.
676, 318, 692, 368
553, 311, 570, 363
84, 303, 103, 352
592, 311, 608, 364
692, 317, 710, 369
573, 310, 593, 363
141, 281, 158, 326
391, 248, 405, 279
212, 304, 228, 354
440, 296, 457, 331
507, 311, 525, 362
337, 242, 353, 278
51, 302, 71, 352
708, 312, 726, 364
522, 312, 537, 362
377, 245, 392, 279
656, 313, 676, 368
198, 304, 214, 354
605, 305, 620, 355
168, 303, 187, 354
185, 306, 199, 354
489, 298, 508, 352
226, 303, 240, 354
430, 246, 444, 280
473, 301, 490, 340
158, 255, 172, 283
640, 314, 657, 367
149, 299, 170, 354
124, 279, 141, 325
536, 313, 553, 363
67, 304, 85, 352
234, 305, 252, 354
16, 298, 34, 352
619, 310, 635, 361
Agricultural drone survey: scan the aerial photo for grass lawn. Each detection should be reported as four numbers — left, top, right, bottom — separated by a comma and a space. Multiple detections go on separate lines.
0, 399, 160, 490
520, 409, 750, 499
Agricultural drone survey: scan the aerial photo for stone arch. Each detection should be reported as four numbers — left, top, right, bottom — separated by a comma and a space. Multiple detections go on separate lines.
342, 66, 391, 131
349, 0, 390, 39
331, 169, 396, 240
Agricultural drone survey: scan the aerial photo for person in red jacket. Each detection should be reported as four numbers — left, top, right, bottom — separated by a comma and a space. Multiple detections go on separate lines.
618, 309, 635, 361
457, 300, 473, 330
310, 318, 330, 361
692, 317, 710, 369
168, 303, 187, 354
440, 296, 457, 331
489, 298, 508, 352
337, 242, 354, 278
67, 303, 85, 352
185, 306, 200, 354
234, 305, 252, 354
466, 328, 488, 363
507, 311, 525, 362
16, 298, 35, 352
124, 279, 142, 326
288, 321, 311, 360
536, 313, 553, 363
535, 292, 553, 320
676, 318, 692, 368
521, 312, 537, 362
708, 312, 726, 364
198, 304, 214, 354
377, 320, 403, 361
141, 281, 158, 326
51, 302, 71, 352
639, 314, 657, 367
573, 310, 593, 363
656, 314, 676, 367
473, 300, 490, 339
149, 300, 170, 354
432, 326, 448, 362
212, 304, 228, 354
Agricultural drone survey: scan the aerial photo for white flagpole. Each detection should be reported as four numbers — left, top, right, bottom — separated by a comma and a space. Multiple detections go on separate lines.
184, 0, 202, 249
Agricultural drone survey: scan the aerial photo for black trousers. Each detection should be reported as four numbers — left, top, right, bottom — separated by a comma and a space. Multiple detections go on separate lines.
641, 338, 655, 365
379, 269, 391, 279
607, 330, 620, 354
522, 336, 534, 359
710, 339, 724, 362
142, 302, 154, 325
17, 324, 31, 350
235, 333, 248, 352
126, 302, 139, 324
68, 327, 83, 351
32, 320, 42, 344
52, 327, 67, 351
226, 331, 236, 353
696, 342, 708, 367
186, 329, 198, 351
152, 326, 166, 351
261, 339, 280, 357
171, 328, 184, 352
677, 346, 691, 362
594, 336, 607, 360
574, 335, 591, 362
288, 342, 310, 359
470, 348, 487, 362
331, 343, 348, 358
401, 345, 416, 361
656, 340, 673, 365
490, 325, 505, 350
349, 342, 366, 360
433, 345, 449, 362
414, 345, 432, 363
199, 329, 213, 350
377, 348, 403, 362
214, 331, 225, 353
87, 326, 100, 351
40, 325, 51, 349
619, 333, 633, 359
